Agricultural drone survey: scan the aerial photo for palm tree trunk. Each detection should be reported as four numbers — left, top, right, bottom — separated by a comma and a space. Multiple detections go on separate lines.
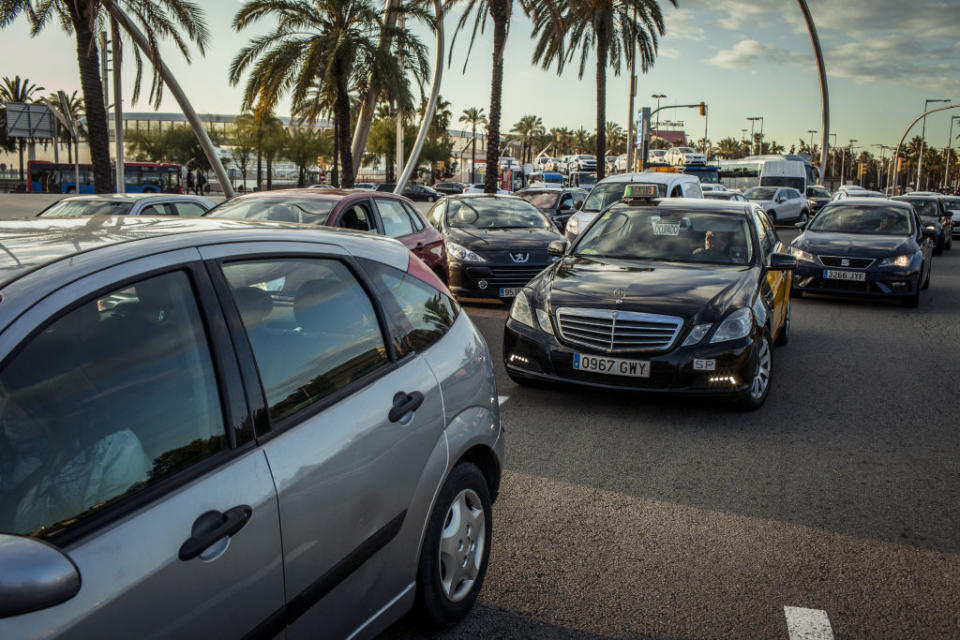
17, 141, 24, 182
350, 0, 398, 174
256, 148, 262, 190
470, 123, 477, 183
595, 29, 608, 181
335, 76, 355, 188
267, 156, 273, 190
71, 6, 112, 194
484, 2, 508, 194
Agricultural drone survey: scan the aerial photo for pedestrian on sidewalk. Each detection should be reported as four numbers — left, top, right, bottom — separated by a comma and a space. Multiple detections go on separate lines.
196, 170, 207, 195
186, 169, 195, 195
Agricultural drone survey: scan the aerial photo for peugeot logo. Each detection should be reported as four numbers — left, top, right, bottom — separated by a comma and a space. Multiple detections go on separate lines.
509, 252, 530, 263
613, 288, 625, 304
841, 258, 850, 266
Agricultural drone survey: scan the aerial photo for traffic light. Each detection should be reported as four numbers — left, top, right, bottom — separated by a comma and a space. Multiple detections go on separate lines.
698, 102, 706, 116
896, 157, 904, 172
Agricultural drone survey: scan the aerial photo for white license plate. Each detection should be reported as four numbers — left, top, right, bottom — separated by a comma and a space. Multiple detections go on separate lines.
573, 353, 650, 378
823, 269, 866, 282
499, 287, 521, 297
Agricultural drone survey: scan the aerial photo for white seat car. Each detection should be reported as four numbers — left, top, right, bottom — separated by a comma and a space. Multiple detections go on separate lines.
664, 147, 707, 166
564, 171, 704, 242
744, 186, 809, 224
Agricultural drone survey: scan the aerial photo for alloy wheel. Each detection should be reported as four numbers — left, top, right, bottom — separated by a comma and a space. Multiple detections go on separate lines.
750, 337, 772, 400
438, 488, 486, 603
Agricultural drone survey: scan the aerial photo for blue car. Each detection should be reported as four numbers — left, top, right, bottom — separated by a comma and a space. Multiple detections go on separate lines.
789, 198, 936, 307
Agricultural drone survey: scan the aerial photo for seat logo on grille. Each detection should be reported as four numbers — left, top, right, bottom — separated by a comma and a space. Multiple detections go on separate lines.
509, 252, 530, 263
841, 258, 850, 266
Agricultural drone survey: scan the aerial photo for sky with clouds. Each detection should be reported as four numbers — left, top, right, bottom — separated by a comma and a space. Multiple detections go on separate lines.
1, 0, 958, 153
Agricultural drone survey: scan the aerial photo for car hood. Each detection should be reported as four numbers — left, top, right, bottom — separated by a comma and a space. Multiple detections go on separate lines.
534, 255, 756, 321
795, 232, 914, 257
446, 226, 561, 253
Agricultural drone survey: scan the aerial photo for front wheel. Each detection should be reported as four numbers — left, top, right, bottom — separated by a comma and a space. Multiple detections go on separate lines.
415, 462, 492, 627
921, 262, 931, 290
774, 303, 790, 346
738, 332, 773, 411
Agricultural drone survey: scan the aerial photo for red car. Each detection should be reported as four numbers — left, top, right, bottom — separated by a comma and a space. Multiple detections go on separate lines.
207, 188, 448, 282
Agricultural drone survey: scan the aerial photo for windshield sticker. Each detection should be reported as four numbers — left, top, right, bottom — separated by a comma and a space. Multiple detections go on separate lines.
652, 222, 681, 236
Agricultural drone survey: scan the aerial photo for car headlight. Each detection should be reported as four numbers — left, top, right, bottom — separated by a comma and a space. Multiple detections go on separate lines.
566, 215, 579, 236
709, 308, 753, 343
681, 323, 712, 347
509, 291, 535, 328
445, 241, 485, 263
788, 246, 816, 263
879, 254, 913, 268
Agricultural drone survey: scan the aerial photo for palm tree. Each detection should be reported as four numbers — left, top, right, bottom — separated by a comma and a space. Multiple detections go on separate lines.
716, 136, 741, 160
230, 0, 430, 189
46, 90, 85, 164
459, 107, 487, 183
449, 0, 529, 192
0, 76, 44, 181
605, 121, 625, 155
511, 114, 544, 164
1, 1, 210, 193
529, 0, 675, 179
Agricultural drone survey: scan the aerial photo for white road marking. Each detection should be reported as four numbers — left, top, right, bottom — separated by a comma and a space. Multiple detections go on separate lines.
784, 606, 834, 640
498, 395, 510, 406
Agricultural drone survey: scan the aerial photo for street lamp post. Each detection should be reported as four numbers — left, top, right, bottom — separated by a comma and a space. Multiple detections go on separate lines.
872, 144, 889, 189
841, 139, 857, 184
747, 117, 761, 155
943, 115, 960, 191
651, 94, 666, 139
807, 129, 817, 154
918, 98, 950, 190
828, 133, 837, 179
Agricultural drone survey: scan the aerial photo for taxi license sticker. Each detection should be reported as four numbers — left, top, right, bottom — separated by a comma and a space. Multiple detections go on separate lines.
652, 222, 680, 236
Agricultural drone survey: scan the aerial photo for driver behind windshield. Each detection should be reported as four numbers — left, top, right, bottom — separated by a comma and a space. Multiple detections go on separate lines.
693, 230, 731, 261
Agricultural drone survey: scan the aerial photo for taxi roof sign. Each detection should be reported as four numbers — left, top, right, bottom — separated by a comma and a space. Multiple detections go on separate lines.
623, 184, 659, 201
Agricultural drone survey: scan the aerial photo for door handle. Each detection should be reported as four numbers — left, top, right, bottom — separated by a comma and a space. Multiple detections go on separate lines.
416, 242, 424, 250
179, 505, 252, 561
389, 391, 424, 423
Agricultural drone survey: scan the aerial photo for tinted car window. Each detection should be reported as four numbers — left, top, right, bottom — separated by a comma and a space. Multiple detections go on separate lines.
39, 199, 135, 217
375, 198, 416, 237
808, 205, 913, 235
898, 199, 939, 217
426, 201, 445, 228
363, 261, 459, 357
175, 202, 208, 217
745, 187, 778, 200
576, 208, 753, 265
339, 203, 375, 232
0, 271, 225, 538
446, 198, 551, 229
209, 197, 335, 224
222, 259, 388, 423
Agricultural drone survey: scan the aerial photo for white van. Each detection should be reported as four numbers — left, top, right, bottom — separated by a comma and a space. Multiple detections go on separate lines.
564, 171, 704, 242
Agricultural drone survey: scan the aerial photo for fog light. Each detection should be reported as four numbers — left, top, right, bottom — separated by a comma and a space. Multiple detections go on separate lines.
708, 375, 738, 386
508, 353, 530, 367
890, 281, 908, 290
478, 280, 488, 290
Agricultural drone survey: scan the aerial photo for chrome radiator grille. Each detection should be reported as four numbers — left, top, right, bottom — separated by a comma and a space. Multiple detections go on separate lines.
555, 307, 683, 353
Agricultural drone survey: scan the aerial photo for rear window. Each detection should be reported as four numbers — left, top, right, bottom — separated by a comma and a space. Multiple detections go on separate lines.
809, 205, 914, 236
519, 192, 560, 210
582, 183, 666, 212
208, 197, 335, 224
39, 200, 135, 217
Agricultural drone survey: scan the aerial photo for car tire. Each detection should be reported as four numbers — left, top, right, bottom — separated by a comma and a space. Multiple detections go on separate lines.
933, 239, 943, 256
66, 187, 76, 194
428, 196, 436, 202
738, 331, 773, 411
415, 462, 492, 628
774, 302, 790, 347
946, 235, 952, 250
767, 209, 778, 224
921, 262, 931, 290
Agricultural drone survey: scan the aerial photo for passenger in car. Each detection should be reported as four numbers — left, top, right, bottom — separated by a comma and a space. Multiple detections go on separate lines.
0, 396, 150, 535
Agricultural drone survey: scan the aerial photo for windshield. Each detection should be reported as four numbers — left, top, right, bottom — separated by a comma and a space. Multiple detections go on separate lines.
518, 192, 560, 209
677, 147, 696, 154
39, 199, 135, 217
575, 208, 753, 265
897, 198, 939, 217
208, 197, 335, 224
808, 205, 913, 236
807, 186, 830, 198
446, 198, 551, 229
582, 183, 665, 212
744, 187, 778, 200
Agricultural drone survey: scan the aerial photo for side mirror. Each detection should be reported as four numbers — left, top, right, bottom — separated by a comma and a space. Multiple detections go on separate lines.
0, 534, 81, 617
776, 196, 786, 203
767, 252, 797, 271
794, 221, 807, 230
547, 239, 569, 256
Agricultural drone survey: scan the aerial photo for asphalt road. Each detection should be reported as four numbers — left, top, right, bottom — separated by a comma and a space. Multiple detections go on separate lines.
383, 227, 960, 639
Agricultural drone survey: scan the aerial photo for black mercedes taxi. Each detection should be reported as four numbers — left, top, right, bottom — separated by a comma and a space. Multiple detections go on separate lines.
503, 184, 797, 409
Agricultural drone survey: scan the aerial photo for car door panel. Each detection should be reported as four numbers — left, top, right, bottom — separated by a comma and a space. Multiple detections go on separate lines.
262, 355, 444, 640
0, 254, 284, 640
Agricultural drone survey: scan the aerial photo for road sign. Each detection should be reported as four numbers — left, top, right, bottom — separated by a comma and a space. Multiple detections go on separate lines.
3, 102, 56, 139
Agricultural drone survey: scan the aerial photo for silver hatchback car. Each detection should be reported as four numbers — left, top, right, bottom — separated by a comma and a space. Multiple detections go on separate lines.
0, 216, 503, 639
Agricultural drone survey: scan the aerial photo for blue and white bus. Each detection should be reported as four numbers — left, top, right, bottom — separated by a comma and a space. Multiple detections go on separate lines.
27, 160, 183, 194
